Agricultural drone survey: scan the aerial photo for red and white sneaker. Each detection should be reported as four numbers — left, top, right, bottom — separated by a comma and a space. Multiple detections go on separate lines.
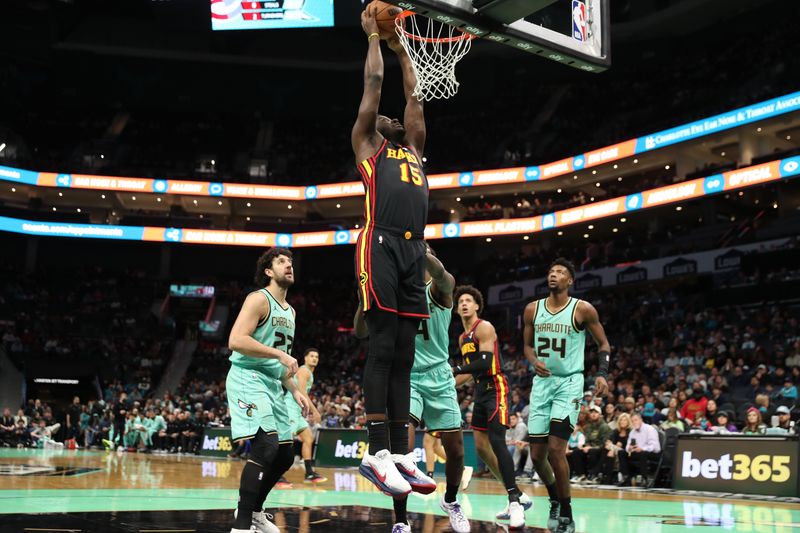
392, 452, 436, 495
359, 449, 412, 498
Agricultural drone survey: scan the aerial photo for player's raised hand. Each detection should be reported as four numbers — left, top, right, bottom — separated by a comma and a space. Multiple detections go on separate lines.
594, 375, 609, 397
293, 390, 312, 418
361, 4, 379, 36
279, 352, 299, 378
533, 359, 551, 377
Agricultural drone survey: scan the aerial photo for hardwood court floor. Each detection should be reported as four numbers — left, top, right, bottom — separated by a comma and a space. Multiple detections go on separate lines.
0, 449, 798, 532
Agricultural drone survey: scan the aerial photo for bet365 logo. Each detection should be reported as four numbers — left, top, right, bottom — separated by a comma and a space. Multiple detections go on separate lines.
335, 439, 367, 459
681, 451, 792, 482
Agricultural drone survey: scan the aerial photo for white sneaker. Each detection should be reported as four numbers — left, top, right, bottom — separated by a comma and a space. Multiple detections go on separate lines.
230, 528, 257, 533
460, 466, 474, 491
359, 449, 411, 497
496, 491, 532, 519
392, 452, 436, 494
391, 522, 411, 533
440, 496, 471, 532
508, 501, 525, 529
233, 509, 279, 533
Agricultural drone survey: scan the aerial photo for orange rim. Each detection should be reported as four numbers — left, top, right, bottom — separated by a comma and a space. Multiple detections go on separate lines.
395, 11, 476, 44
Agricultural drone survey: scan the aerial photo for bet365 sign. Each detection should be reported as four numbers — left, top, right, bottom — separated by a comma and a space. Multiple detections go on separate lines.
674, 436, 799, 497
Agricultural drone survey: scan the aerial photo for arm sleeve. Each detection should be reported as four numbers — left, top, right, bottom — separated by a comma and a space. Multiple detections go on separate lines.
454, 351, 493, 375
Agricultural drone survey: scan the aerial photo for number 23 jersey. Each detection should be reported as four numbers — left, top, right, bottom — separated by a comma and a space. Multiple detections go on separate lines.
532, 297, 586, 377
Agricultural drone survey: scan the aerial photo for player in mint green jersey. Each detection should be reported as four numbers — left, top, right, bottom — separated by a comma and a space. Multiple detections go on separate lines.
523, 258, 610, 533
284, 347, 326, 483
227, 247, 311, 533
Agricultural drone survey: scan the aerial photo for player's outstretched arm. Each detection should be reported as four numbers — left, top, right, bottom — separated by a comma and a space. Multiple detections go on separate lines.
228, 292, 298, 376
352, 5, 385, 164
426, 250, 455, 308
387, 38, 425, 154
523, 301, 550, 377
580, 301, 610, 396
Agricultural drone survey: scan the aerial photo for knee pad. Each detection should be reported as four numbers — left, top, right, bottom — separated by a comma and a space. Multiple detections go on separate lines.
548, 419, 573, 442
249, 429, 280, 467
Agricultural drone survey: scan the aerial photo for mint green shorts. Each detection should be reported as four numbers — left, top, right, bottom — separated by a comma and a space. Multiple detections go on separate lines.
527, 373, 584, 438
226, 365, 292, 443
284, 391, 310, 436
410, 363, 462, 432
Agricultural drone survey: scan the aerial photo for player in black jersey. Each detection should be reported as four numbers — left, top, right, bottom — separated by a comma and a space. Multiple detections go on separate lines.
352, 5, 432, 527
454, 285, 529, 529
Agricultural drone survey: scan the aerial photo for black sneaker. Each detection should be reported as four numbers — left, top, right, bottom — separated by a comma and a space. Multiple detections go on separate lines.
555, 517, 575, 533
304, 472, 327, 484
547, 500, 560, 531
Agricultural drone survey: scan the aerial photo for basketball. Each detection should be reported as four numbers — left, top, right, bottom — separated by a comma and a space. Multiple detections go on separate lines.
368, 1, 403, 39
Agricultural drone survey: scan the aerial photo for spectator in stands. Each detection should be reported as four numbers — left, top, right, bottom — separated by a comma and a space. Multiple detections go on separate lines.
775, 406, 794, 432
602, 412, 631, 484
65, 396, 82, 441
690, 411, 711, 432
742, 407, 767, 435
711, 412, 737, 433
505, 413, 528, 477
566, 424, 585, 480
573, 405, 611, 483
0, 409, 14, 446
778, 379, 798, 401
680, 384, 708, 421
786, 342, 800, 368
619, 413, 661, 486
660, 408, 686, 432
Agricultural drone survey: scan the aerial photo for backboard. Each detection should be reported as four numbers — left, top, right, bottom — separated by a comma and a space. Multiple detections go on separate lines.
388, 0, 610, 72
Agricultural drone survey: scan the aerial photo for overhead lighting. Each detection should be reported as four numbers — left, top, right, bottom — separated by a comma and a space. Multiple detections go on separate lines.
0, 143, 6, 153
131, 196, 136, 201
193, 199, 198, 205
422, 157, 428, 163
757, 127, 762, 132
573, 175, 578, 180
288, 204, 293, 209
10, 187, 15, 192
787, 135, 792, 140
557, 188, 562, 193
592, 170, 597, 175
76, 208, 81, 213
456, 197, 461, 202
101, 194, 106, 199
557, 231, 563, 236
100, 154, 104, 159
738, 191, 743, 197
112, 211, 116, 216
676, 206, 683, 211
355, 224, 360, 229
52, 207, 56, 211
218, 201, 223, 206
613, 164, 618, 169
588, 225, 594, 229
665, 165, 670, 170
58, 192, 63, 197
199, 214, 204, 219
721, 151, 726, 157
486, 237, 492, 242
595, 182, 600, 187
246, 216, 251, 221
633, 159, 638, 164
450, 209, 455, 214
590, 197, 595, 201
612, 228, 618, 233
157, 197, 162, 202
523, 236, 530, 241
620, 217, 627, 223
773, 202, 779, 209
211, 159, 216, 165
583, 234, 589, 238
335, 203, 340, 208
617, 177, 623, 182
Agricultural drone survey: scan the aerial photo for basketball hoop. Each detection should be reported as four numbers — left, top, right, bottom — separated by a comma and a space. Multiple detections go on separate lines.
395, 11, 474, 102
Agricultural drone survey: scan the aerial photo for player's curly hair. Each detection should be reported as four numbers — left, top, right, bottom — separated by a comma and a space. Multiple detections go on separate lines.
454, 285, 484, 316
549, 257, 576, 280
254, 247, 293, 287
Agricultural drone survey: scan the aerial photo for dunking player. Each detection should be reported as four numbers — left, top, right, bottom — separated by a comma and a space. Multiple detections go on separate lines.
454, 286, 529, 529
358, 247, 469, 532
283, 347, 326, 484
523, 258, 610, 533
352, 3, 434, 506
227, 248, 312, 533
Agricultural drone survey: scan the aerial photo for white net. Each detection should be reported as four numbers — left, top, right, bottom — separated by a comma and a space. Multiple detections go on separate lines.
395, 13, 474, 102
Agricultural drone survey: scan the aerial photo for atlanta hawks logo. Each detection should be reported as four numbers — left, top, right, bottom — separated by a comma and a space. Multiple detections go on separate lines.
237, 399, 257, 418
359, 272, 368, 286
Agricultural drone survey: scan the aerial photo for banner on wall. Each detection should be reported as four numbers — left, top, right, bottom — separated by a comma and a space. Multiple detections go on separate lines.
1, 92, 798, 199
487, 237, 792, 305
673, 435, 800, 497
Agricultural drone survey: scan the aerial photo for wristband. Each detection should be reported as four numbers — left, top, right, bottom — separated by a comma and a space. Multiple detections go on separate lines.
368, 32, 380, 42
597, 350, 610, 378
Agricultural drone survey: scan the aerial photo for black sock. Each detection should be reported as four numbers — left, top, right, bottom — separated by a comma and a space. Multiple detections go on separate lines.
507, 487, 521, 503
367, 420, 389, 455
444, 483, 459, 503
545, 482, 558, 501
235, 462, 265, 529
389, 420, 409, 455
393, 496, 408, 524
304, 459, 314, 476
559, 498, 572, 520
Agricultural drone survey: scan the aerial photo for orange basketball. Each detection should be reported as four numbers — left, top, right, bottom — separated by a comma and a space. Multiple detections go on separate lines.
368, 1, 404, 40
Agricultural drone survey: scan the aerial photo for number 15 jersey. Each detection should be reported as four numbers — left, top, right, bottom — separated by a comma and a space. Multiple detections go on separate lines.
532, 297, 586, 377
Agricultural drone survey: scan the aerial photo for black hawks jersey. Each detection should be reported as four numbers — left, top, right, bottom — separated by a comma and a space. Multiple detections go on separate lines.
356, 139, 429, 236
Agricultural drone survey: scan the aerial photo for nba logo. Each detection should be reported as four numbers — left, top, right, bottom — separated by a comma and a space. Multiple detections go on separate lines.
572, 0, 587, 42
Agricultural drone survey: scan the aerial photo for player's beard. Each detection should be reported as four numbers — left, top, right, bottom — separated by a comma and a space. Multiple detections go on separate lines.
275, 273, 294, 288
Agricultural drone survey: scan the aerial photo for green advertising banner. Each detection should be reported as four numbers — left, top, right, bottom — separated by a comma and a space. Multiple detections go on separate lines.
200, 427, 235, 458
315, 428, 478, 472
